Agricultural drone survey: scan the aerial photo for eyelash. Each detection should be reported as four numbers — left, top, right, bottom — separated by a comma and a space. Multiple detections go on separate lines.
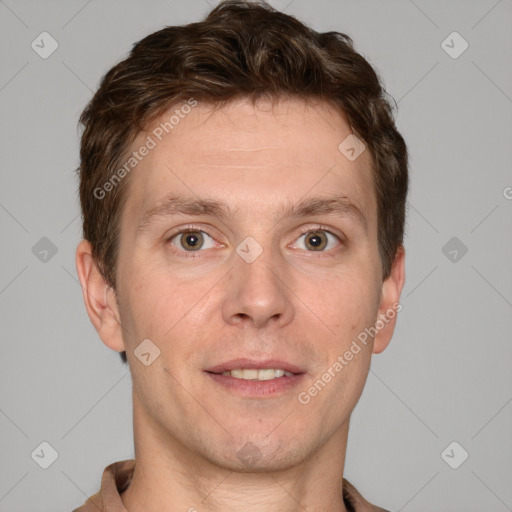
165, 224, 343, 258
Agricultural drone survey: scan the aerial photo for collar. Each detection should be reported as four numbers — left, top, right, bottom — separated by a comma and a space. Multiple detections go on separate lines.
73, 459, 391, 512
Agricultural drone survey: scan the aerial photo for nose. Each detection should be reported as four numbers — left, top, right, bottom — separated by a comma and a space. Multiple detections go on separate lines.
221, 240, 295, 329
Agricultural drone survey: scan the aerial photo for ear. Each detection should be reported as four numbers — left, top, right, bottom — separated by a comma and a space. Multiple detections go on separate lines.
75, 239, 126, 354
372, 245, 406, 354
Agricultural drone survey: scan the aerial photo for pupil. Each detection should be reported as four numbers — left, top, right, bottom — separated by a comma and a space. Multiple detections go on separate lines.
183, 232, 202, 250
307, 231, 325, 250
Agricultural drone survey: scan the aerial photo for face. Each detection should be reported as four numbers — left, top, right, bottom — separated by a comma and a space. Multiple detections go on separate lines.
84, 97, 403, 472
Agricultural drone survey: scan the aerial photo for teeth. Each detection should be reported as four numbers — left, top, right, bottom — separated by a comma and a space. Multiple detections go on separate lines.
221, 368, 294, 380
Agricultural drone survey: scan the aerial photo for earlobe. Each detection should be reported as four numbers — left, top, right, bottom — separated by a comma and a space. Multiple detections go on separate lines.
75, 239, 125, 353
372, 246, 406, 354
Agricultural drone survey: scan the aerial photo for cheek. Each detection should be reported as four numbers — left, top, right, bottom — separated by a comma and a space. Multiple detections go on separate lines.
114, 280, 167, 359
310, 270, 381, 342
120, 265, 220, 373
122, 259, 184, 329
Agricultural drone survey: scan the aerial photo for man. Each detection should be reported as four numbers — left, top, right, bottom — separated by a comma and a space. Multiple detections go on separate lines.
73, 1, 408, 510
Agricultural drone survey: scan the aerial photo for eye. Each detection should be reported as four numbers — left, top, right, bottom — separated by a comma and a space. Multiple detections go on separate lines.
168, 229, 217, 252
292, 229, 341, 252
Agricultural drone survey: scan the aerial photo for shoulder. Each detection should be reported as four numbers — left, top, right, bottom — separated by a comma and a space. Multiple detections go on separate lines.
71, 459, 135, 512
71, 492, 103, 512
342, 478, 392, 512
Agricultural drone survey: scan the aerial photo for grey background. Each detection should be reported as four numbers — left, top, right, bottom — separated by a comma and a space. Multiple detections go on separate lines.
0, 0, 511, 510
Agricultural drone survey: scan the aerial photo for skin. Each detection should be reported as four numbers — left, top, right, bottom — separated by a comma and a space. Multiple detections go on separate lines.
76, 96, 405, 512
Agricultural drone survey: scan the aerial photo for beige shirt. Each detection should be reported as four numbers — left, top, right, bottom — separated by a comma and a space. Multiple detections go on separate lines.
73, 459, 391, 512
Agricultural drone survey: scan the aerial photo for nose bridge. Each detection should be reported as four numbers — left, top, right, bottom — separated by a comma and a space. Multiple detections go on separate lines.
222, 235, 293, 328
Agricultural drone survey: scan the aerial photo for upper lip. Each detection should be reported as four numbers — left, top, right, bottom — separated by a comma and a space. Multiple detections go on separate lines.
205, 359, 305, 374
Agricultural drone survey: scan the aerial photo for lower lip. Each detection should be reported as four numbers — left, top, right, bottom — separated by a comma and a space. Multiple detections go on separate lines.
205, 372, 305, 397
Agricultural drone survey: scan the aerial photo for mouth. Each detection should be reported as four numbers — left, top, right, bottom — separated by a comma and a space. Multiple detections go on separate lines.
204, 359, 306, 397
217, 368, 295, 380
205, 358, 305, 377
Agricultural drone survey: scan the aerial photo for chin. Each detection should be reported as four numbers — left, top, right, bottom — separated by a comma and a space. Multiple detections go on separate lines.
203, 434, 311, 473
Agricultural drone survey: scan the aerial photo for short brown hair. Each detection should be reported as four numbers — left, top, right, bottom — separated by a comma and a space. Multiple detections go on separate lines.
77, 0, 408, 364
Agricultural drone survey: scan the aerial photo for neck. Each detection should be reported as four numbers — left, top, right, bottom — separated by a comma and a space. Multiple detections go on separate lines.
121, 393, 350, 512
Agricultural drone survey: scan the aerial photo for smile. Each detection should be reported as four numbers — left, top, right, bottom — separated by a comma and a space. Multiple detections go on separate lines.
220, 368, 295, 380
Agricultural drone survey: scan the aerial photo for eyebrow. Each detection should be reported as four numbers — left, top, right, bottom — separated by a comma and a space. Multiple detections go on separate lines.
137, 193, 367, 231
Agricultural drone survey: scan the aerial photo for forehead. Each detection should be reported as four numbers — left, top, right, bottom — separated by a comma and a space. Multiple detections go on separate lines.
121, 96, 376, 228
